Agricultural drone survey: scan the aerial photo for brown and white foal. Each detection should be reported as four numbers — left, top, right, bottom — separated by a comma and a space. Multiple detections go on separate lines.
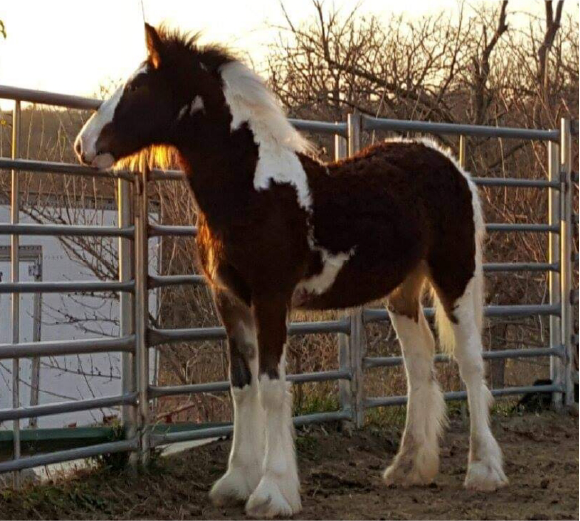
75, 24, 508, 518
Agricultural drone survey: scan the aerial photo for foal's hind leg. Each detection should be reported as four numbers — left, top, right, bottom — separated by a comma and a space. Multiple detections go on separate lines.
383, 266, 446, 487
436, 278, 508, 491
450, 285, 507, 490
210, 290, 264, 505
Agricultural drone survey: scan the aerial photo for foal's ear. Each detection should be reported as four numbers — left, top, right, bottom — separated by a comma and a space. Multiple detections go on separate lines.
145, 23, 163, 68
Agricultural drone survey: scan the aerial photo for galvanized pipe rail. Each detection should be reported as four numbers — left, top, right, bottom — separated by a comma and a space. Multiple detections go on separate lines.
10, 98, 21, 487
145, 222, 559, 239
0, 439, 139, 474
0, 84, 576, 479
150, 410, 353, 448
0, 280, 134, 294
363, 303, 561, 324
0, 157, 134, 180
0, 335, 136, 359
362, 114, 560, 142
147, 318, 352, 346
145, 262, 557, 293
0, 223, 135, 238
364, 383, 565, 410
0, 393, 138, 422
148, 274, 205, 288
364, 346, 566, 369
149, 369, 352, 399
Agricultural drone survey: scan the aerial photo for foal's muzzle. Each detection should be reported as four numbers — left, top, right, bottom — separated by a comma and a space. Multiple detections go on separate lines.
74, 133, 115, 170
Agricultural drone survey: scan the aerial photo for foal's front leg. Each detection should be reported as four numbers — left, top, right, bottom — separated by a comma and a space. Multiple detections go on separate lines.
210, 290, 265, 506
245, 296, 301, 518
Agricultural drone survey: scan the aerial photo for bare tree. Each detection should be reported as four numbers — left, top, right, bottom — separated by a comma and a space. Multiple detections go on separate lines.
1, 1, 576, 418
267, 0, 578, 390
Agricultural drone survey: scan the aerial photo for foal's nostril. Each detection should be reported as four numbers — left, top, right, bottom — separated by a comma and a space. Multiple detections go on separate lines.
75, 140, 82, 156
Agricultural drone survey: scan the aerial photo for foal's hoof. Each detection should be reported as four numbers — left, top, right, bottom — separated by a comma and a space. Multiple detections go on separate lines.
383, 451, 439, 487
245, 475, 301, 518
464, 461, 508, 492
210, 466, 260, 506
383, 464, 435, 487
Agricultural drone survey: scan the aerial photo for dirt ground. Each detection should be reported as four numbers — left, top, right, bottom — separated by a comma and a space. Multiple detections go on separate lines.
1, 411, 577, 520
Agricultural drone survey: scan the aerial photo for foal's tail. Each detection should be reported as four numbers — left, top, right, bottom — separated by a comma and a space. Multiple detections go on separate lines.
433, 176, 485, 354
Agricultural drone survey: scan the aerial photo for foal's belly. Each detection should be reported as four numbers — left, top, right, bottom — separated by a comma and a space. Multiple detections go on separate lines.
293, 259, 411, 311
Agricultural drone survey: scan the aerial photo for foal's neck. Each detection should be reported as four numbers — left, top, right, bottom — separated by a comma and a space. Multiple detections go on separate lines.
174, 124, 259, 231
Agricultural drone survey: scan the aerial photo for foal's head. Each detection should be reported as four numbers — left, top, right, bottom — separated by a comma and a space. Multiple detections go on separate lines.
74, 24, 235, 169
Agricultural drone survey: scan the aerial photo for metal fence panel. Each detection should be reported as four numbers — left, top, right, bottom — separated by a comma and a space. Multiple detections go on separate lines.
0, 84, 576, 478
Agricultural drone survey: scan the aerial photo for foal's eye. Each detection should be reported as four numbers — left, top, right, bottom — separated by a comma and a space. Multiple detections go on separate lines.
127, 84, 138, 93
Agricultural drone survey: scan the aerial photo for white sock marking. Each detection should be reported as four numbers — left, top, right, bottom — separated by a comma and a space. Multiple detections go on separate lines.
246, 374, 301, 517
384, 311, 446, 485
450, 278, 507, 490
210, 319, 264, 505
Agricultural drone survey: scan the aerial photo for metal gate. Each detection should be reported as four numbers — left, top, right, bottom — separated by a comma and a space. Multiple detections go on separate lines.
0, 85, 577, 486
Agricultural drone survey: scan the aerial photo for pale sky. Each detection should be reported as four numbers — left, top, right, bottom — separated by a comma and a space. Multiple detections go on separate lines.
0, 0, 569, 110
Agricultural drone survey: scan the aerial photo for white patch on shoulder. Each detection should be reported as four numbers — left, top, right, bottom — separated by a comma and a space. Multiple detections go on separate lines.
218, 59, 352, 298
219, 61, 314, 211
253, 145, 312, 210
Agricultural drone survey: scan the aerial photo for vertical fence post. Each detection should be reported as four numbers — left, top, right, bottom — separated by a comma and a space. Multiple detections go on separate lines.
548, 140, 563, 408
559, 118, 574, 408
335, 132, 353, 424
119, 175, 137, 466
10, 100, 21, 488
459, 135, 467, 170
29, 257, 42, 428
458, 135, 468, 421
347, 111, 366, 428
134, 159, 150, 466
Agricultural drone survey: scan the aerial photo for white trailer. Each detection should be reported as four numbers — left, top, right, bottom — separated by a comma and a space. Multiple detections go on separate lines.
0, 201, 158, 429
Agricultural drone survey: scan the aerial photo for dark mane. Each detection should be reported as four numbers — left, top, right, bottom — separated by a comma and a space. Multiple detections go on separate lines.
155, 24, 238, 71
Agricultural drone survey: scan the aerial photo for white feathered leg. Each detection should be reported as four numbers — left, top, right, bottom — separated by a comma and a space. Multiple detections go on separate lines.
383, 309, 446, 487
246, 375, 301, 518
210, 320, 265, 506
451, 279, 508, 491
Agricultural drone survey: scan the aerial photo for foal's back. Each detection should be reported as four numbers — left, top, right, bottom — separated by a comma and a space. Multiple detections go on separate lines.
299, 139, 477, 310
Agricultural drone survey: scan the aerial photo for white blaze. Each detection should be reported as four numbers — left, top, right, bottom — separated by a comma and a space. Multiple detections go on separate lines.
75, 86, 122, 169
74, 64, 148, 169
